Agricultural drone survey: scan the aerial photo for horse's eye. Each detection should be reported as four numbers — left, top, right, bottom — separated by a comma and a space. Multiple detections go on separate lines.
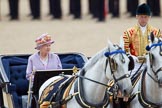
121, 59, 125, 63
160, 51, 162, 55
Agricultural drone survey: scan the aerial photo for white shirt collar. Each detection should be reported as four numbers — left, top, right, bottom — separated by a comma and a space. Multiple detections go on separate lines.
139, 25, 147, 34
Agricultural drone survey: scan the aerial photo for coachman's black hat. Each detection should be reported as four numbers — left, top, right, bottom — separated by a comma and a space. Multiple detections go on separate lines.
136, 3, 151, 16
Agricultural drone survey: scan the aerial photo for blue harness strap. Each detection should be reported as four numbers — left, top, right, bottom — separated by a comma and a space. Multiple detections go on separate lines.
146, 42, 162, 51
104, 50, 126, 57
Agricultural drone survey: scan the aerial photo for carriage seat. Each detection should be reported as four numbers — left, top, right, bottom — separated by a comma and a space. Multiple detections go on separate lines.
0, 53, 87, 108
1, 56, 28, 108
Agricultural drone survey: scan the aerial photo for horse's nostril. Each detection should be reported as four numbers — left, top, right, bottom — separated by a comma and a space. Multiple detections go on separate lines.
123, 88, 131, 96
124, 90, 127, 95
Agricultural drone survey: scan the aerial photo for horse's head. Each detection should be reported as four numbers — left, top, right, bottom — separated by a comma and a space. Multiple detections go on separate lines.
146, 32, 162, 86
104, 41, 133, 97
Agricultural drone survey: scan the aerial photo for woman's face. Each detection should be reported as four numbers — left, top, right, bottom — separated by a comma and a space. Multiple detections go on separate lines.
136, 15, 150, 27
39, 44, 51, 54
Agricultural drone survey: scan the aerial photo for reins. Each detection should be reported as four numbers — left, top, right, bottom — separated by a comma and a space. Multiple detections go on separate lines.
75, 74, 112, 88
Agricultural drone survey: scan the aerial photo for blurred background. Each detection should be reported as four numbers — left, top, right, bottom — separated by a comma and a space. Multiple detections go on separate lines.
0, 0, 162, 57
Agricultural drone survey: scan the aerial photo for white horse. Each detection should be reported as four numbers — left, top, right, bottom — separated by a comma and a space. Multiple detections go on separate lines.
39, 41, 133, 108
130, 33, 162, 108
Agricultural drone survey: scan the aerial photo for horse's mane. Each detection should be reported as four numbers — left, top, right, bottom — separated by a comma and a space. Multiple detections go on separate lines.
82, 43, 121, 71
83, 47, 108, 71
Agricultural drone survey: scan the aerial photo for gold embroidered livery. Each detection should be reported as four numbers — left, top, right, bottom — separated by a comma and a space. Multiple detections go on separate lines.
123, 24, 161, 56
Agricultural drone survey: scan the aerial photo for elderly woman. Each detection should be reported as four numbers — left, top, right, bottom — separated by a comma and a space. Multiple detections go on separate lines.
26, 33, 62, 80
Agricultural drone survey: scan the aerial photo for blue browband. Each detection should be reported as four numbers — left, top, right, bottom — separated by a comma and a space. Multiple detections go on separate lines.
146, 42, 162, 51
104, 50, 126, 57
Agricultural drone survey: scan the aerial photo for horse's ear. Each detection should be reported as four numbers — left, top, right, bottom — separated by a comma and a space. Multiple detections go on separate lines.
119, 36, 124, 50
150, 32, 155, 43
128, 55, 135, 71
150, 32, 159, 43
107, 40, 114, 49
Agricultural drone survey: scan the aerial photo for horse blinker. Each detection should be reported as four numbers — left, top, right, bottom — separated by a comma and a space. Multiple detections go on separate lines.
109, 58, 117, 72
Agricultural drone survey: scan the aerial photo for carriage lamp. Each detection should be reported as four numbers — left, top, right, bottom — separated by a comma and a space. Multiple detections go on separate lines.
72, 66, 79, 74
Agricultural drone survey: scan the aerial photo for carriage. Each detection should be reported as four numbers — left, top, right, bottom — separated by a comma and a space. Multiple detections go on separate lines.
1, 35, 162, 108
0, 41, 133, 108
0, 52, 88, 108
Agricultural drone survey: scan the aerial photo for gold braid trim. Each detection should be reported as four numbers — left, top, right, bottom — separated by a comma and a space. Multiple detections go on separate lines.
61, 76, 77, 108
40, 101, 50, 108
39, 77, 64, 104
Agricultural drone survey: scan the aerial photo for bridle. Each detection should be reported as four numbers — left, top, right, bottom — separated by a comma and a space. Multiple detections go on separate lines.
146, 40, 162, 84
104, 48, 131, 99
105, 48, 130, 84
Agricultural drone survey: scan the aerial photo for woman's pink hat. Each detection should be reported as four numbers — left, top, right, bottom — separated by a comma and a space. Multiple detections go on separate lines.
35, 33, 54, 49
